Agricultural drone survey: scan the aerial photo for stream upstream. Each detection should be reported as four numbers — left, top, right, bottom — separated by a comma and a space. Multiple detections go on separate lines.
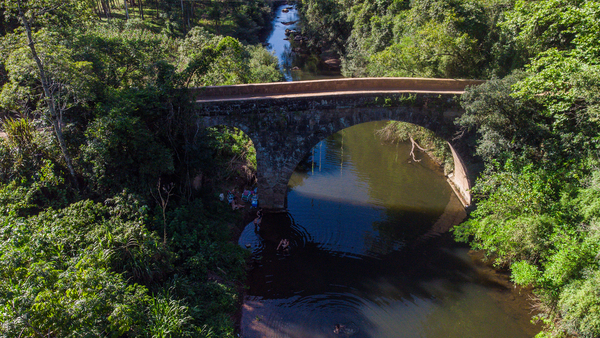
236, 5, 540, 337
263, 3, 341, 81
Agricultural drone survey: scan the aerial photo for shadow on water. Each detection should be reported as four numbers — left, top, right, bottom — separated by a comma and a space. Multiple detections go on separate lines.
242, 216, 479, 301
239, 211, 525, 338
238, 101, 538, 337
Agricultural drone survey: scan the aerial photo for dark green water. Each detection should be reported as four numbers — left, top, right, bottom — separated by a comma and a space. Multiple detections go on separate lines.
238, 121, 539, 337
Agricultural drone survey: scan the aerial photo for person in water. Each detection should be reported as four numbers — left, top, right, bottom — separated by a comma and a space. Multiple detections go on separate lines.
253, 208, 263, 232
334, 323, 357, 335
253, 215, 261, 232
277, 238, 289, 252
334, 324, 345, 334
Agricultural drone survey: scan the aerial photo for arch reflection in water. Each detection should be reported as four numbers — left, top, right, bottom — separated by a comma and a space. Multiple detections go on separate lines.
238, 121, 536, 338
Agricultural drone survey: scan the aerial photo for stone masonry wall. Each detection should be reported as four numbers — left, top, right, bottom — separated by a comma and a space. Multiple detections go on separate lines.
195, 92, 473, 211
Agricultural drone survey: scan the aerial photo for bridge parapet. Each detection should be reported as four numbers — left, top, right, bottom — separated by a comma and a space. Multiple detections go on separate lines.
192, 77, 484, 102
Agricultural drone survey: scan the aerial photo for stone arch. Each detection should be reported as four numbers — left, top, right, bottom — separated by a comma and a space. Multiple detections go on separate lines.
245, 107, 472, 210
196, 92, 474, 211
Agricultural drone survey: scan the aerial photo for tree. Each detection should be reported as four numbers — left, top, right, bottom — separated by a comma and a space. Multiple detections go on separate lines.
0, 0, 97, 189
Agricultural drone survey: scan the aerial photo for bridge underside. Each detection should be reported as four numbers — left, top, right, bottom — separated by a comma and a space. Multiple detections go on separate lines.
196, 92, 472, 211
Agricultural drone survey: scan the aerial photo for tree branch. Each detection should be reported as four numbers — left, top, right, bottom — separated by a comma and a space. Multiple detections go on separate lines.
409, 136, 425, 162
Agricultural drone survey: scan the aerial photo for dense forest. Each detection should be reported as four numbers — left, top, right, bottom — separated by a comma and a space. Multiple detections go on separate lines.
295, 0, 600, 336
1, 0, 599, 337
0, 0, 281, 336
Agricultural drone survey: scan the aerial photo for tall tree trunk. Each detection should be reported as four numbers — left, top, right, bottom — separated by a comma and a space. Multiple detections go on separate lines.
186, 2, 190, 27
124, 0, 129, 19
181, 0, 185, 29
107, 0, 113, 17
139, 0, 144, 19
155, 0, 159, 19
16, 0, 80, 191
101, 0, 111, 19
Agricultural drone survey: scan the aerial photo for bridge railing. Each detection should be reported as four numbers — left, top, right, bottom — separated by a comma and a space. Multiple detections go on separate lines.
193, 77, 484, 101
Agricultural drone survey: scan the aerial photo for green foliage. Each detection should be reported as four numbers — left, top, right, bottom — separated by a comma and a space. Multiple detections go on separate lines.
457, 72, 546, 162
454, 162, 562, 265
0, 178, 245, 337
0, 29, 98, 117
0, 188, 171, 337
1, 0, 97, 30
452, 4, 600, 335
377, 121, 454, 174
246, 45, 285, 83
298, 0, 351, 53
177, 28, 282, 86
576, 171, 600, 222
501, 0, 585, 60
510, 260, 541, 286
364, 10, 480, 78
165, 199, 247, 280
0, 119, 70, 205
0, 0, 274, 336
81, 114, 174, 196
228, 0, 273, 44
70, 25, 175, 90
146, 293, 194, 338
322, 0, 507, 78
155, 199, 247, 336
557, 268, 600, 338
193, 126, 257, 184
512, 49, 600, 118
0, 117, 48, 181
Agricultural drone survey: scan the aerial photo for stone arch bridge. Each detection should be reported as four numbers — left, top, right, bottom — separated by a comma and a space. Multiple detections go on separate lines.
193, 77, 483, 211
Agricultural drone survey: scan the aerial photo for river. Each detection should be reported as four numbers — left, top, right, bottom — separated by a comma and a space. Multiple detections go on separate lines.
236, 5, 539, 337
263, 3, 341, 81
237, 122, 539, 337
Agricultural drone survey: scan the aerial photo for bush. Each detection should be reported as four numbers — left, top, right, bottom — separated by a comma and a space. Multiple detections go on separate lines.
82, 114, 174, 197
558, 269, 600, 338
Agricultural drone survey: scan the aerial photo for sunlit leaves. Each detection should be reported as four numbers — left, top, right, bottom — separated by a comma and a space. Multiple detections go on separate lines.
147, 294, 194, 337
367, 16, 479, 78
453, 162, 560, 265
501, 0, 584, 60
457, 72, 545, 161
246, 45, 284, 83
339, 0, 494, 78
0, 29, 97, 117
0, 195, 176, 337
1, 0, 97, 30
455, 4, 600, 334
512, 49, 600, 118
558, 268, 600, 337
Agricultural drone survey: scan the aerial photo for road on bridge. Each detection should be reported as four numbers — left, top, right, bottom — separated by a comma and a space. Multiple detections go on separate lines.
193, 77, 484, 103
